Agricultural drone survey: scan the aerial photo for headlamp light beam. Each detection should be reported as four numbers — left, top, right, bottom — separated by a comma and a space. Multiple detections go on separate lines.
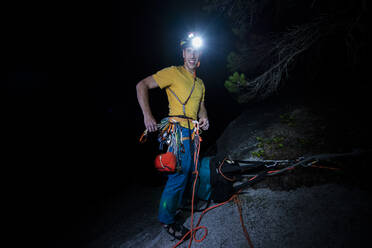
191, 37, 202, 49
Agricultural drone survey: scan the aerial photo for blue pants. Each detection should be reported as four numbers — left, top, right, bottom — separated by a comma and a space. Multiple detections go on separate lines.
158, 127, 195, 224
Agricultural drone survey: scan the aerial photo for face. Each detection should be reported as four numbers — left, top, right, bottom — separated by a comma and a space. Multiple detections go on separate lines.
183, 47, 201, 71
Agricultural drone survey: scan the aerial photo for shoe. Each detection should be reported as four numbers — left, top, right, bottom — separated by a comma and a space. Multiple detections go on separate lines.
162, 222, 190, 240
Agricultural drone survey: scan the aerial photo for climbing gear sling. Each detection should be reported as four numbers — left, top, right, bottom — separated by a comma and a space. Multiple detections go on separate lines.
167, 76, 196, 120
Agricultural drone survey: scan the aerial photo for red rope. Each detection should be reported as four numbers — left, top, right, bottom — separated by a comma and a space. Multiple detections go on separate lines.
218, 158, 236, 182
234, 195, 254, 248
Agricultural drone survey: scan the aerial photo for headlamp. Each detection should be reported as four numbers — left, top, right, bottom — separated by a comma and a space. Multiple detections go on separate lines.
180, 32, 203, 49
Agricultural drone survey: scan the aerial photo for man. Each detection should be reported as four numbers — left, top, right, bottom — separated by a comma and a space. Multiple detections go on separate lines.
136, 32, 209, 240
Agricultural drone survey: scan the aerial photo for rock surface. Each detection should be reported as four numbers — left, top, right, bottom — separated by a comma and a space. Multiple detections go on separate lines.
216, 103, 365, 161
85, 184, 371, 248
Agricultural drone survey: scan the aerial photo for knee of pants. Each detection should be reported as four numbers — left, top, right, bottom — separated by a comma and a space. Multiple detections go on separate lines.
164, 172, 188, 193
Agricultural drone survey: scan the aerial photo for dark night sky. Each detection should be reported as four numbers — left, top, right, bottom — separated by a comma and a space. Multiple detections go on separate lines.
5, 1, 235, 176
4, 1, 370, 247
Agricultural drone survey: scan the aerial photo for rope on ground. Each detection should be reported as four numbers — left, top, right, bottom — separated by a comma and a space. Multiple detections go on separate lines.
234, 195, 254, 248
173, 189, 255, 248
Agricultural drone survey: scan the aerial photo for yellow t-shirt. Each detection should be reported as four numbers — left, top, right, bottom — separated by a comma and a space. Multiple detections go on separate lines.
153, 65, 205, 128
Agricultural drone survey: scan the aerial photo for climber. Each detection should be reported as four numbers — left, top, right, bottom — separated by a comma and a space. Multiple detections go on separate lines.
136, 32, 209, 240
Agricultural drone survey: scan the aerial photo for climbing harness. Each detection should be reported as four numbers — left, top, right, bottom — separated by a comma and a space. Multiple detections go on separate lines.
154, 117, 200, 172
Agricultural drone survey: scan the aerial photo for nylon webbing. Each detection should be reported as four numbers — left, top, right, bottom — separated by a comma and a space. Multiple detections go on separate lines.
167, 77, 196, 116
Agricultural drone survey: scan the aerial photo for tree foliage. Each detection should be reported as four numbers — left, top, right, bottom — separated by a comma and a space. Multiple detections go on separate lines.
224, 72, 247, 102
204, 0, 368, 102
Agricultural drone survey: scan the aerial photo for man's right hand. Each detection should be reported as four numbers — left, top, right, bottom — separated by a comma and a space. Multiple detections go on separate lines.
144, 115, 158, 132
